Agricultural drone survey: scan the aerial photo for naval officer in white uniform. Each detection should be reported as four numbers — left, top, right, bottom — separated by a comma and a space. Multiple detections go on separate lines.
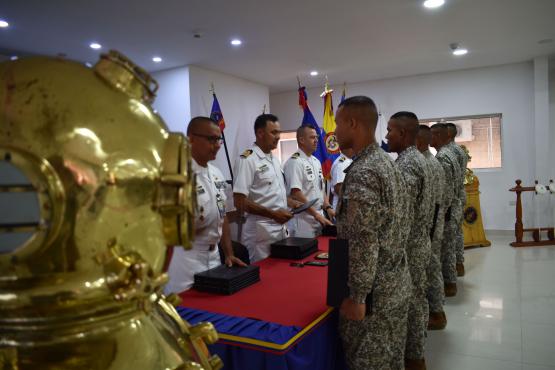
165, 116, 246, 294
330, 148, 353, 212
283, 126, 334, 238
233, 114, 294, 262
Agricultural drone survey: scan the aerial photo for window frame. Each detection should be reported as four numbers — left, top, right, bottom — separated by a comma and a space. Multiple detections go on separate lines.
419, 113, 504, 171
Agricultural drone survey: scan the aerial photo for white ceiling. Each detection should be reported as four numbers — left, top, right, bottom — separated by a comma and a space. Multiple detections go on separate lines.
1, 0, 554, 93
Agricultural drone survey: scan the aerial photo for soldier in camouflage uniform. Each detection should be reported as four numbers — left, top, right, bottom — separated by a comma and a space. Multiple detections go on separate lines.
445, 123, 469, 276
416, 125, 447, 330
430, 123, 461, 297
334, 96, 412, 370
386, 111, 433, 370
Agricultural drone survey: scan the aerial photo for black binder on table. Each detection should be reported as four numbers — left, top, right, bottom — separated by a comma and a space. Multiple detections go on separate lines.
270, 237, 318, 260
193, 265, 260, 295
327, 239, 372, 314
321, 224, 337, 237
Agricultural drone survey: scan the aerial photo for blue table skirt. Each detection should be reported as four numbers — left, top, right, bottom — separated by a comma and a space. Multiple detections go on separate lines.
178, 307, 347, 370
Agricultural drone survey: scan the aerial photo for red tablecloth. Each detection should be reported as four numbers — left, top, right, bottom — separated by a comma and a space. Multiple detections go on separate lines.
179, 236, 332, 328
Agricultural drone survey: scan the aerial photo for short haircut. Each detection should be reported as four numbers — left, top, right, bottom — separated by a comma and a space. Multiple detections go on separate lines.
254, 114, 279, 132
430, 123, 447, 130
418, 124, 431, 132
187, 116, 218, 135
445, 122, 458, 136
296, 125, 316, 139
338, 96, 379, 126
390, 111, 419, 121
338, 95, 377, 111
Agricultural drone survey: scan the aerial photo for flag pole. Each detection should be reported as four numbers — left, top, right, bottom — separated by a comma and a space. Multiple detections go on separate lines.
210, 83, 234, 184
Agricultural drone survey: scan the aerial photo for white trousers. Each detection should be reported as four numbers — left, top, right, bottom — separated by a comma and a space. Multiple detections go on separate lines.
241, 217, 287, 263
288, 211, 322, 238
164, 243, 221, 294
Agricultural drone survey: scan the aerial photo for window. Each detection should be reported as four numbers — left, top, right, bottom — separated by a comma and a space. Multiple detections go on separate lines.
420, 114, 502, 169
272, 131, 298, 166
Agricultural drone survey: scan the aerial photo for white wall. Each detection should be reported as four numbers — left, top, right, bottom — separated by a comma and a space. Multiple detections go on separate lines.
188, 65, 270, 181
152, 66, 190, 133
271, 62, 537, 230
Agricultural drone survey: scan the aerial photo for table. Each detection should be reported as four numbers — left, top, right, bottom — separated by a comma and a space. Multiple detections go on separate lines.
177, 236, 346, 370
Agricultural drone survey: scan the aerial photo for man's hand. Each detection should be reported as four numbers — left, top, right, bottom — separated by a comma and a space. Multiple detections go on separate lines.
271, 209, 294, 224
287, 197, 303, 209
325, 207, 336, 219
339, 297, 366, 321
315, 213, 333, 227
225, 255, 247, 267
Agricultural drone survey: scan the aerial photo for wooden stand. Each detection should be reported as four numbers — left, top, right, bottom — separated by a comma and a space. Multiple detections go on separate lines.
509, 179, 555, 247
463, 176, 491, 248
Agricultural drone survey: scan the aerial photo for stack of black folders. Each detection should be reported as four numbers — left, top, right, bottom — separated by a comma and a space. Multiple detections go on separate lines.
270, 237, 319, 260
193, 264, 260, 295
327, 239, 372, 315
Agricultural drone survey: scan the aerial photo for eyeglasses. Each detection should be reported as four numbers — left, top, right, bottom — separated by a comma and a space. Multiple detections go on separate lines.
191, 133, 224, 144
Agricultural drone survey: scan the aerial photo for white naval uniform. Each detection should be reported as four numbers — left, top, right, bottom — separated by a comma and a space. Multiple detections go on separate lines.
164, 159, 228, 294
330, 154, 352, 211
233, 144, 288, 263
283, 150, 325, 238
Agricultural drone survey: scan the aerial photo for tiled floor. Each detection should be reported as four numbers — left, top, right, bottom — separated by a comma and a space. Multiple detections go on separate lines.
426, 233, 555, 370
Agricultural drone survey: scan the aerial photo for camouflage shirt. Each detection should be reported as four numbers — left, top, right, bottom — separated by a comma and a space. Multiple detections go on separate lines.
423, 149, 446, 208
336, 143, 411, 304
395, 146, 434, 235
446, 141, 468, 201
435, 146, 460, 207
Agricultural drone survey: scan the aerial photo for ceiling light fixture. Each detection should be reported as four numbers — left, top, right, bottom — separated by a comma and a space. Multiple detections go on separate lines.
0, 20, 9, 28
85, 62, 93, 68
230, 39, 242, 46
450, 42, 468, 56
10, 56, 18, 61
423, 0, 445, 9
152, 56, 162, 63
310, 71, 319, 76
89, 42, 102, 50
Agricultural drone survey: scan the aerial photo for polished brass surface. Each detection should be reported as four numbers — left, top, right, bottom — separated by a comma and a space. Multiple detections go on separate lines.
0, 52, 221, 369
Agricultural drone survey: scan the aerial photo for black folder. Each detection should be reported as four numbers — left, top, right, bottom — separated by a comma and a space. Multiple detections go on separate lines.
327, 239, 372, 314
193, 264, 260, 295
270, 237, 318, 260
321, 224, 337, 237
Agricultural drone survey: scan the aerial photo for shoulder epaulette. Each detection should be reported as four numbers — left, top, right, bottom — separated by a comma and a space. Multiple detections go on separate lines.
339, 156, 346, 162
292, 152, 300, 159
240, 149, 253, 158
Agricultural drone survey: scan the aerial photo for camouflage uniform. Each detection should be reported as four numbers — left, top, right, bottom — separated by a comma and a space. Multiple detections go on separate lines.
395, 145, 433, 360
446, 142, 468, 264
423, 150, 446, 313
336, 143, 412, 370
436, 146, 460, 284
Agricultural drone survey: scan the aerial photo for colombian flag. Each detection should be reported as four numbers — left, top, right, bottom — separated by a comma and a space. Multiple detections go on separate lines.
319, 85, 340, 179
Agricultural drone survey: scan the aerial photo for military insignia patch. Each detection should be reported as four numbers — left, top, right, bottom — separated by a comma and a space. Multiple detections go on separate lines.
240, 149, 253, 158
292, 152, 300, 159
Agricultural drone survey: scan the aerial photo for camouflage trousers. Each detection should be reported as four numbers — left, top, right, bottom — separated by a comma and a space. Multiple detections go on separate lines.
455, 197, 466, 264
441, 203, 460, 284
428, 205, 445, 313
339, 264, 411, 370
405, 237, 431, 360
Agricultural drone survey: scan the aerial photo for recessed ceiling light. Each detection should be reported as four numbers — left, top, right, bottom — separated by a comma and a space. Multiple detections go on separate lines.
0, 20, 9, 28
85, 62, 93, 68
453, 48, 468, 56
89, 42, 102, 50
310, 71, 319, 76
152, 56, 162, 63
230, 39, 242, 46
10, 56, 18, 61
423, 0, 445, 8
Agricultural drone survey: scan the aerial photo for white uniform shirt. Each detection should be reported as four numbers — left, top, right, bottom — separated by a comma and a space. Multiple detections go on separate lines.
164, 159, 227, 294
233, 144, 288, 262
283, 150, 325, 237
330, 154, 352, 211
233, 144, 288, 213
